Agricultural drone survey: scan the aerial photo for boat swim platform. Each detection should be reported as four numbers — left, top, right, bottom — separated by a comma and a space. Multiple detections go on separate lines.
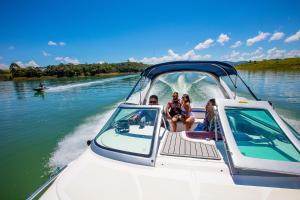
160, 132, 221, 160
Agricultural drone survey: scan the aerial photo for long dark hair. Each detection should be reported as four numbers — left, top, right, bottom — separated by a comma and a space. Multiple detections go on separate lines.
208, 98, 216, 106
182, 94, 191, 103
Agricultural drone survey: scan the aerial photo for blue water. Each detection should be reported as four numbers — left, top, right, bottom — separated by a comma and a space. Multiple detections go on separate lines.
238, 71, 300, 130
0, 75, 139, 200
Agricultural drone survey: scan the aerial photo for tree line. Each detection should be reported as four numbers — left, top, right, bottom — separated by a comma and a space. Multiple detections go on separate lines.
235, 58, 300, 71
6, 61, 148, 79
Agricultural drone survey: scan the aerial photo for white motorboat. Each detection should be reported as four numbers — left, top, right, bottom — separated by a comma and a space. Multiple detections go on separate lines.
28, 61, 300, 200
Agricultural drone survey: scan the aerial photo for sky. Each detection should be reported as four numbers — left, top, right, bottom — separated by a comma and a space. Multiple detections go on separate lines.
0, 0, 300, 68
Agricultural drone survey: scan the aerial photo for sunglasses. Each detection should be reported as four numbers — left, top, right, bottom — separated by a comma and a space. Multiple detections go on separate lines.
149, 101, 157, 104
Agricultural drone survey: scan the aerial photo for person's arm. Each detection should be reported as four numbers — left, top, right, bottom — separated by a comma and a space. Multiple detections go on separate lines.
131, 111, 143, 121
185, 102, 192, 113
202, 113, 209, 131
165, 102, 171, 119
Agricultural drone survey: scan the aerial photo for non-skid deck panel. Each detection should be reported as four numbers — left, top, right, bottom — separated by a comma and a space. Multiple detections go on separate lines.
161, 132, 221, 160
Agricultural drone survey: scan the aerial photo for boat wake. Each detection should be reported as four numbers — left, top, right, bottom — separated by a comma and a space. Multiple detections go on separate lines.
47, 75, 137, 93
47, 109, 115, 171
152, 72, 224, 107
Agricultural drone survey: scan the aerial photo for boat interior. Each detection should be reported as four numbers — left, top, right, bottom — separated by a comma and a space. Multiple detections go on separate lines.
93, 61, 300, 180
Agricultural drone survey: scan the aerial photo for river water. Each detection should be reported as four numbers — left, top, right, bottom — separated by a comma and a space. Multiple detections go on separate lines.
0, 71, 299, 199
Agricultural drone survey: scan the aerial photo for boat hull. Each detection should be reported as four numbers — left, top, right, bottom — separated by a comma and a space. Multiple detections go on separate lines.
40, 148, 300, 200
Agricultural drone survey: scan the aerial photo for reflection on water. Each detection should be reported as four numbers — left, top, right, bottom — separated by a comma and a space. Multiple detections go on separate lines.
238, 70, 300, 132
13, 81, 26, 99
0, 75, 139, 200
34, 91, 45, 99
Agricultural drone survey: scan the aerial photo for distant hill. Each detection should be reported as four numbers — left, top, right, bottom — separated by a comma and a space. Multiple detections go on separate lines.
0, 61, 148, 81
224, 61, 247, 66
235, 58, 300, 71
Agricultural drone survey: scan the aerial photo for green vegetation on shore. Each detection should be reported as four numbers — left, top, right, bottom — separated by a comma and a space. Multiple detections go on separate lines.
1, 58, 300, 81
0, 62, 148, 81
0, 69, 11, 81
235, 58, 300, 71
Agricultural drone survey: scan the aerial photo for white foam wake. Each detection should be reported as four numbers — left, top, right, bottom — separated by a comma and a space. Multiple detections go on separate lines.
47, 74, 137, 92
157, 74, 206, 94
48, 108, 115, 170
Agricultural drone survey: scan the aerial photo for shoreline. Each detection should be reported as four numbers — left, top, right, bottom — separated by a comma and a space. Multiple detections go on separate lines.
2, 69, 299, 81
0, 72, 139, 81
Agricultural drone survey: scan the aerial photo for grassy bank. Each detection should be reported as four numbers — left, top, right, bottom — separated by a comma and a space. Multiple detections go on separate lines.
235, 58, 300, 71
0, 69, 11, 81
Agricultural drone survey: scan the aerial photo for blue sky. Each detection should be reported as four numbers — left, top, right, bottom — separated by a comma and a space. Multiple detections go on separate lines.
0, 0, 300, 68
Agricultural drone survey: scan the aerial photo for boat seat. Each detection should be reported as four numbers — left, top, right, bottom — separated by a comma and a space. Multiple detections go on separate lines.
186, 131, 223, 140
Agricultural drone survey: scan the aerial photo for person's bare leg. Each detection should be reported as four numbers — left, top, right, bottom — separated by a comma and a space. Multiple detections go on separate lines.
171, 116, 178, 132
185, 116, 195, 131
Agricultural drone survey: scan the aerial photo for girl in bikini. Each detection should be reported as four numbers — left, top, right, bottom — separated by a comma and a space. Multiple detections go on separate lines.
181, 94, 195, 131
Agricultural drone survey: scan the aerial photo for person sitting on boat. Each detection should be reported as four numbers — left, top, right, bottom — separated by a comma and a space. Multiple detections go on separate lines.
166, 92, 182, 132
181, 94, 195, 131
131, 95, 159, 125
194, 98, 220, 133
39, 82, 44, 88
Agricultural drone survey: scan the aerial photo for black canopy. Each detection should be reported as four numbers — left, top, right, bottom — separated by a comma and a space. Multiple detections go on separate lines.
141, 61, 237, 79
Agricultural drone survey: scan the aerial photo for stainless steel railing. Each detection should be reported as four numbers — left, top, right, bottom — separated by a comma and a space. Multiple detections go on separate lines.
26, 165, 67, 200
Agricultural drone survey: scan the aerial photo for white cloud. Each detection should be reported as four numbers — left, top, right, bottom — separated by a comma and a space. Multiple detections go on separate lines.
194, 38, 214, 50
48, 41, 66, 46
222, 47, 265, 61
230, 41, 242, 48
285, 50, 300, 58
129, 49, 211, 64
48, 41, 57, 46
8, 45, 15, 50
266, 48, 286, 59
222, 47, 300, 61
0, 63, 8, 69
246, 32, 270, 46
16, 60, 40, 68
217, 33, 230, 45
97, 61, 104, 64
42, 51, 51, 57
285, 30, 300, 43
59, 42, 66, 46
55, 56, 80, 65
269, 32, 284, 41
265, 48, 300, 59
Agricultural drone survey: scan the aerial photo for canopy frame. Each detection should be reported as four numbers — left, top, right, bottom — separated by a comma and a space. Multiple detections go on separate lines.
126, 61, 259, 103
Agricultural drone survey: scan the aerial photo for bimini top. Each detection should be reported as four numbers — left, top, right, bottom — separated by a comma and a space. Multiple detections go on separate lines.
141, 61, 237, 79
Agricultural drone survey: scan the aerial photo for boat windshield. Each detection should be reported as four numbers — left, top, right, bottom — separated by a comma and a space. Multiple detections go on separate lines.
95, 107, 159, 156
147, 71, 225, 107
225, 107, 300, 162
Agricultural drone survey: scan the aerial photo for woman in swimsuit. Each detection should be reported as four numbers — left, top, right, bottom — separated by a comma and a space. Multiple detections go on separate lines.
181, 94, 195, 131
194, 98, 220, 133
203, 98, 220, 132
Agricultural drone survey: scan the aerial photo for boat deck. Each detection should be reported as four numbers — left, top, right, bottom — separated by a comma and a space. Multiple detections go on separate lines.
160, 132, 221, 160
